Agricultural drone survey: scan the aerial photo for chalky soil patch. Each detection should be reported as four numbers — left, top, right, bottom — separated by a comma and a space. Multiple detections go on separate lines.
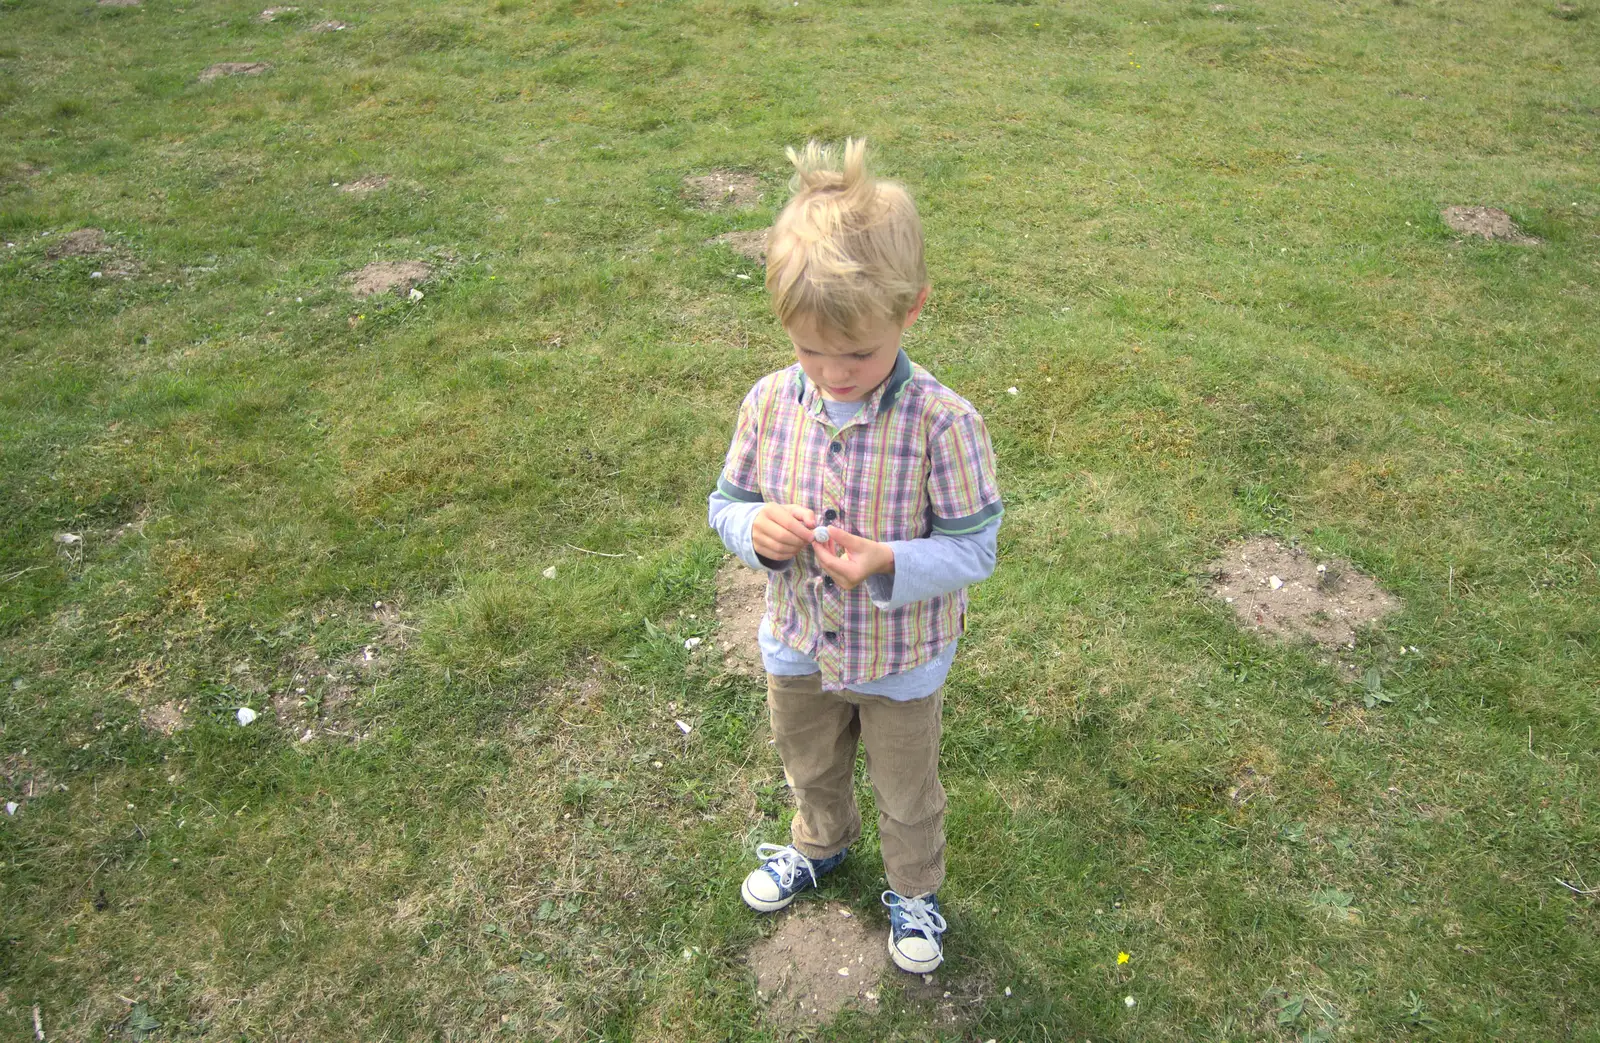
747, 902, 884, 1026
45, 228, 109, 260
684, 169, 762, 210
345, 260, 432, 298
139, 701, 187, 736
1441, 205, 1540, 244
707, 228, 770, 262
44, 227, 140, 277
714, 557, 767, 676
199, 62, 272, 83
256, 6, 298, 21
339, 174, 391, 194
1206, 537, 1400, 653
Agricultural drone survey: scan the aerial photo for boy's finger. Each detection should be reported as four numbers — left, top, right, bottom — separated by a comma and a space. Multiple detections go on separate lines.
786, 504, 818, 529
772, 507, 817, 540
825, 527, 866, 550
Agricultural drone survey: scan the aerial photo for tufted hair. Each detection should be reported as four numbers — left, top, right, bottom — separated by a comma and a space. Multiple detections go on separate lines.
765, 138, 927, 334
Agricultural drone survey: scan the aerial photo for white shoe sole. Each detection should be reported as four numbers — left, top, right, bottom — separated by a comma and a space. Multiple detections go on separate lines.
888, 935, 943, 974
741, 877, 799, 913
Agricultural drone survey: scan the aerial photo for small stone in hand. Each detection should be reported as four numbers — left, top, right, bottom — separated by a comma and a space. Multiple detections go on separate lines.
813, 525, 830, 544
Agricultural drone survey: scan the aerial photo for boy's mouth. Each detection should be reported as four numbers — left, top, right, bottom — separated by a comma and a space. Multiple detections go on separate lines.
827, 385, 856, 396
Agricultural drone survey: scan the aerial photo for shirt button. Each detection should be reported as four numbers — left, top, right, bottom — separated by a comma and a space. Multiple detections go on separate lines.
823, 576, 835, 589
823, 508, 837, 523
823, 630, 838, 641
829, 441, 843, 454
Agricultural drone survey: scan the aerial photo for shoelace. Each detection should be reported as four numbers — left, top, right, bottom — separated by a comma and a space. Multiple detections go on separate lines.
755, 843, 819, 891
882, 890, 947, 941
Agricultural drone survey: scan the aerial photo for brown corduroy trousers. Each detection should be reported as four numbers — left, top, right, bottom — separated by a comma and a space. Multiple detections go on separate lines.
766, 671, 947, 898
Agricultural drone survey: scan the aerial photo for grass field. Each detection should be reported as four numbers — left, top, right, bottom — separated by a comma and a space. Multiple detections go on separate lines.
2, 0, 1598, 1038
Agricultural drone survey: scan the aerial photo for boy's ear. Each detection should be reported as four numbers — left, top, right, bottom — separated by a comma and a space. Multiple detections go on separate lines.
903, 285, 931, 329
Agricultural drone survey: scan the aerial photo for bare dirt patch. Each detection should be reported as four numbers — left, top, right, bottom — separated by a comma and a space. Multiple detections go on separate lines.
1206, 537, 1400, 652
747, 902, 885, 1025
345, 260, 432, 298
270, 599, 411, 742
45, 228, 108, 259
714, 557, 767, 676
42, 227, 140, 277
140, 701, 187, 736
309, 20, 349, 31
708, 228, 770, 263
339, 174, 390, 194
1227, 763, 1273, 807
198, 62, 272, 83
1441, 205, 1540, 244
684, 169, 762, 210
2, 752, 54, 810
98, 0, 142, 7
257, 6, 299, 21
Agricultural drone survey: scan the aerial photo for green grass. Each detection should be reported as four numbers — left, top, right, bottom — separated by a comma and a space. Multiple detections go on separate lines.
2, 0, 1597, 1038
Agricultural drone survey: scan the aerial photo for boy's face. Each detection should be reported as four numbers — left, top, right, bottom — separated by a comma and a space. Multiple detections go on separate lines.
785, 288, 929, 403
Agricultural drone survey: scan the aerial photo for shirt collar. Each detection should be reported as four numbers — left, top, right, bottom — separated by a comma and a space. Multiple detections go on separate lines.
794, 349, 913, 426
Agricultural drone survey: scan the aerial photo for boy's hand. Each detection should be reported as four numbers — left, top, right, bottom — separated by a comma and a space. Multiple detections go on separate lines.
814, 527, 895, 591
752, 503, 819, 562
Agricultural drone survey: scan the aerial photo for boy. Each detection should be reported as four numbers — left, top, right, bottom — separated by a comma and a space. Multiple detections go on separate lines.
708, 139, 1002, 974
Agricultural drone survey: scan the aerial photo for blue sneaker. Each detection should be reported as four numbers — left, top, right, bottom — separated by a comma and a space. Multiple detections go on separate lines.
882, 890, 947, 973
740, 843, 848, 912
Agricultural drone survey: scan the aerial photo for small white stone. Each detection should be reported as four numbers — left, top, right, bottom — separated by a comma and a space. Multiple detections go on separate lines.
1125, 995, 1137, 1008
541, 566, 557, 580
1269, 575, 1284, 590
90, 271, 103, 279
408, 287, 424, 301
236, 707, 258, 726
675, 719, 692, 735
838, 967, 849, 976
735, 273, 751, 280
1007, 386, 1019, 395
683, 637, 702, 651
4, 802, 17, 816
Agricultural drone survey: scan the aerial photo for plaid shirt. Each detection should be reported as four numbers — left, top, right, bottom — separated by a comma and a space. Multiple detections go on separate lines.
716, 350, 1003, 690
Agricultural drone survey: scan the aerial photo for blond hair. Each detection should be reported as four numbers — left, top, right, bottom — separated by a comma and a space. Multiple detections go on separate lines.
765, 138, 927, 334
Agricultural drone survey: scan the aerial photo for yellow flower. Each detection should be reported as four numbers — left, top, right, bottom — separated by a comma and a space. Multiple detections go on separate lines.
1117, 952, 1131, 965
